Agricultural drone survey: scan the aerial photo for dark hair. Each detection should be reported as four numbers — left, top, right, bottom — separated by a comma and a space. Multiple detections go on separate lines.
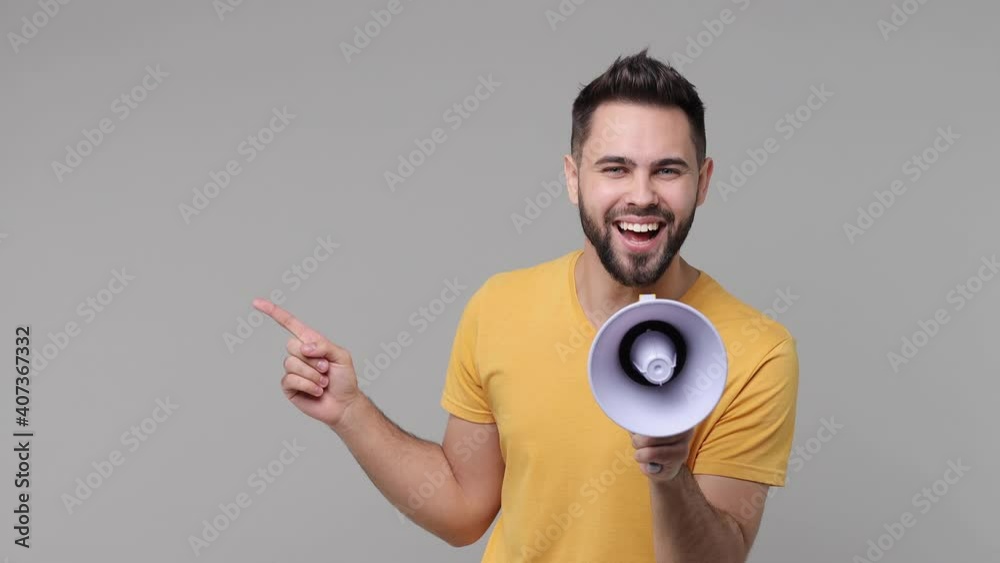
570, 48, 706, 166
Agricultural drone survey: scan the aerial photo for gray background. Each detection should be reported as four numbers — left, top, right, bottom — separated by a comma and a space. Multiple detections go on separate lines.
1, 0, 997, 561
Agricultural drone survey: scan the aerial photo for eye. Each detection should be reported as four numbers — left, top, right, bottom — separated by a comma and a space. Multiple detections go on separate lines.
656, 168, 680, 176
602, 167, 626, 175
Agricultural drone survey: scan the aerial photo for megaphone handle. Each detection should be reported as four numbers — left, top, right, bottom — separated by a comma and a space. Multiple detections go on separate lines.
647, 462, 662, 474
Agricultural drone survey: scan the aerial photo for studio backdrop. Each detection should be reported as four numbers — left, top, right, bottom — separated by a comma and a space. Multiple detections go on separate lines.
1, 1, 996, 561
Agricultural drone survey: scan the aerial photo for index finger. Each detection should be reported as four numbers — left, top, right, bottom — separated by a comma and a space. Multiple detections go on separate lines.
253, 298, 317, 342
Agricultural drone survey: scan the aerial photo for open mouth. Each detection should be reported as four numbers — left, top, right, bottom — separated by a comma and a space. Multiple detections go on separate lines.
613, 219, 666, 250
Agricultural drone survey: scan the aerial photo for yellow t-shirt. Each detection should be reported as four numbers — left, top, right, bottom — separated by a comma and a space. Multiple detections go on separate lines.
440, 249, 799, 563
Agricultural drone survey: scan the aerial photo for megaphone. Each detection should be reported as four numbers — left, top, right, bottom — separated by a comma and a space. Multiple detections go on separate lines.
588, 294, 728, 446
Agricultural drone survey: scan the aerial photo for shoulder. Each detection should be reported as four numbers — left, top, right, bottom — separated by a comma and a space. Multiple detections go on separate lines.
691, 272, 797, 365
476, 250, 577, 301
458, 250, 578, 330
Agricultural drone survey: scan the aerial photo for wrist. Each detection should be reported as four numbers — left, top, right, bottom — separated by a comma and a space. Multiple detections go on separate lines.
651, 463, 689, 490
330, 392, 370, 435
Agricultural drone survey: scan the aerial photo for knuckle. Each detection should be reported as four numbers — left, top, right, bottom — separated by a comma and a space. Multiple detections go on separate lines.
283, 356, 296, 371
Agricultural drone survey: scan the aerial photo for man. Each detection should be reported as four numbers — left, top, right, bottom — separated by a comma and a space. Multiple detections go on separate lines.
253, 49, 799, 562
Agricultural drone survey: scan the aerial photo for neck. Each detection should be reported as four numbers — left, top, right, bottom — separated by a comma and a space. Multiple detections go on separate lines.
575, 243, 700, 328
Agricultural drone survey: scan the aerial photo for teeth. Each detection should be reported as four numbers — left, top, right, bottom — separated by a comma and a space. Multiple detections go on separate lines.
617, 222, 660, 233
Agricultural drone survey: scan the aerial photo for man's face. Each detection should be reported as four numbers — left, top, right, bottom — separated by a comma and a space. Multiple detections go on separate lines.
566, 102, 711, 288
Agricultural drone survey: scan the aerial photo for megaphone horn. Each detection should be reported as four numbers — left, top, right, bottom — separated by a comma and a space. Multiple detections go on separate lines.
588, 294, 727, 439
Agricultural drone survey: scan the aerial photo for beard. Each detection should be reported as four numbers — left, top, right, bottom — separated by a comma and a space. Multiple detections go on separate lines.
578, 186, 695, 288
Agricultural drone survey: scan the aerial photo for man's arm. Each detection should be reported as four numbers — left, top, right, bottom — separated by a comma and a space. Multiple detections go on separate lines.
333, 399, 505, 547
634, 335, 798, 562
647, 466, 768, 563
253, 298, 505, 548
632, 431, 768, 563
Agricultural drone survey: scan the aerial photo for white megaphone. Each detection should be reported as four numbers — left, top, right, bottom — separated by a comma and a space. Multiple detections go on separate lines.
588, 294, 728, 450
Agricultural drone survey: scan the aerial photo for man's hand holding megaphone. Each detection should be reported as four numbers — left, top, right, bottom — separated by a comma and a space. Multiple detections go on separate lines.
630, 429, 695, 482
588, 296, 727, 484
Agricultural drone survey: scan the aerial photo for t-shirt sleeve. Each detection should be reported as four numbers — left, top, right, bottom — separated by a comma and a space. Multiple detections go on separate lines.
439, 282, 494, 424
691, 337, 799, 487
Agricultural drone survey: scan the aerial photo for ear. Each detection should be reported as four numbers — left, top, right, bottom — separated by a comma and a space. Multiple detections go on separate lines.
695, 156, 714, 208
564, 154, 580, 206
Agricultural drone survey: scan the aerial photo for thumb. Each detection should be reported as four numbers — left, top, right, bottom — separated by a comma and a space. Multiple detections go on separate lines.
301, 339, 352, 365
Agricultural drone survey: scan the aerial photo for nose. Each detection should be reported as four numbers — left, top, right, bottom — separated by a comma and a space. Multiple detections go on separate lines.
624, 174, 658, 208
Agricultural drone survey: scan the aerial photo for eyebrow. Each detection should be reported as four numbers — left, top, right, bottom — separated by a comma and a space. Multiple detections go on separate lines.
593, 155, 691, 170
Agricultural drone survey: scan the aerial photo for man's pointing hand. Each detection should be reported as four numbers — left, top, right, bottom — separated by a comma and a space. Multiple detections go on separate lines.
253, 298, 363, 429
